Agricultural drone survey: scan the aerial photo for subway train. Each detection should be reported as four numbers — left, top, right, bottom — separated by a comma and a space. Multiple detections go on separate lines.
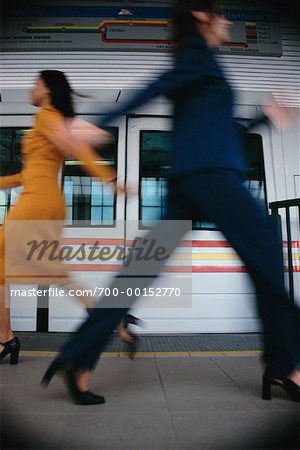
0, 1, 299, 335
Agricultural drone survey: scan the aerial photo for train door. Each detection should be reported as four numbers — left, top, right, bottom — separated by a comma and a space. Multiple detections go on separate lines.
125, 116, 273, 333
1, 115, 127, 332
48, 116, 127, 331
1, 115, 37, 331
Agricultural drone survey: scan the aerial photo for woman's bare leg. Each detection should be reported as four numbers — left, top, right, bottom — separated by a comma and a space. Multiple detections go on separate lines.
0, 285, 14, 351
289, 370, 300, 385
74, 369, 92, 392
117, 321, 134, 343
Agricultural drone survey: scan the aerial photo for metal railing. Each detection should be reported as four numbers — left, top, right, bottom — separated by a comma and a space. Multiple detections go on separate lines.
269, 198, 300, 302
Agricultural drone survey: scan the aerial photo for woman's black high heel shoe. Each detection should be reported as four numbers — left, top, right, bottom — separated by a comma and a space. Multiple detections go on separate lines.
0, 337, 20, 364
262, 374, 300, 402
120, 314, 141, 360
64, 369, 105, 405
41, 359, 105, 405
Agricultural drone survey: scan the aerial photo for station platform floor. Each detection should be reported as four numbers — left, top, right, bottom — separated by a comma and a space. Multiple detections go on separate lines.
1, 333, 299, 450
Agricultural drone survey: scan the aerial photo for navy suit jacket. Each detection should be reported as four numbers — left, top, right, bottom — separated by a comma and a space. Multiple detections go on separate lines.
98, 36, 247, 176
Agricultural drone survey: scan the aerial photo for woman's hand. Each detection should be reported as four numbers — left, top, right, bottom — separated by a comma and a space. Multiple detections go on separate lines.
112, 181, 128, 197
263, 102, 296, 131
112, 181, 137, 199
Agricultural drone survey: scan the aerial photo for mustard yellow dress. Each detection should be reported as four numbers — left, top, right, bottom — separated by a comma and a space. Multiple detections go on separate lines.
0, 106, 115, 285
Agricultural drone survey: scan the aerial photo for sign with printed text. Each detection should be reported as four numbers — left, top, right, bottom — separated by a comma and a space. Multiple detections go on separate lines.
1, 1, 282, 56
217, 8, 282, 56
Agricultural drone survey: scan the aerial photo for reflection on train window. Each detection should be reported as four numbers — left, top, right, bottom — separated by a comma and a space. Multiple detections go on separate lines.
0, 128, 28, 224
139, 131, 171, 227
62, 127, 118, 226
0, 190, 8, 223
10, 187, 23, 206
0, 128, 24, 176
139, 130, 267, 229
243, 133, 266, 208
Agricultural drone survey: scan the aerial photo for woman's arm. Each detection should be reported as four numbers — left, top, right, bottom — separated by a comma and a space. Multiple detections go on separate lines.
241, 103, 295, 134
98, 39, 216, 127
37, 109, 117, 182
0, 172, 23, 189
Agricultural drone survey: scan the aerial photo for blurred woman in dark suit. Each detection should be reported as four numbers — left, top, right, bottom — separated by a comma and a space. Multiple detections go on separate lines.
42, 0, 300, 404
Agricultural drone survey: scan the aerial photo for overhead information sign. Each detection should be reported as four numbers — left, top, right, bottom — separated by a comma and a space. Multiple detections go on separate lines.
218, 9, 282, 56
1, 1, 282, 56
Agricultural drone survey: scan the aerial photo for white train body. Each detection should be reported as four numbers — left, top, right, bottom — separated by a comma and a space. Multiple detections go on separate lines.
0, 1, 299, 333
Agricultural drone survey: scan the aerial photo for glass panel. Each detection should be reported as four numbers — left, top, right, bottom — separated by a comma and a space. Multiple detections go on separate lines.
0, 129, 13, 175
0, 127, 28, 224
0, 207, 7, 223
91, 181, 114, 225
0, 190, 7, 206
139, 130, 267, 229
62, 126, 118, 226
140, 177, 168, 225
0, 128, 26, 176
10, 186, 22, 206
139, 131, 171, 227
0, 190, 8, 224
242, 133, 266, 209
63, 179, 74, 225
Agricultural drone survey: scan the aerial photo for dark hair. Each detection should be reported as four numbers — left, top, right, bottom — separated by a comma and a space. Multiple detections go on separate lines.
172, 0, 221, 48
40, 70, 75, 117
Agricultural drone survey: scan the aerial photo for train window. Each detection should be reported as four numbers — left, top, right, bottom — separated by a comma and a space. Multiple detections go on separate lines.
0, 128, 27, 224
62, 126, 118, 226
0, 126, 118, 227
139, 131, 171, 227
0, 128, 24, 176
139, 130, 267, 229
0, 190, 8, 223
243, 133, 266, 208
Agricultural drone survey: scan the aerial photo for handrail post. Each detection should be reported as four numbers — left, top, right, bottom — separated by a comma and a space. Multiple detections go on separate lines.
269, 198, 300, 304
271, 207, 282, 245
285, 207, 294, 302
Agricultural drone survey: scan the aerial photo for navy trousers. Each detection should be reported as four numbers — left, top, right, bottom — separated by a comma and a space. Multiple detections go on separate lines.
58, 169, 300, 377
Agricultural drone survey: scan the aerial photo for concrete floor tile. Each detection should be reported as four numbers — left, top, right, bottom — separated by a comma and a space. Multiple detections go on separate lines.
210, 355, 300, 411
1, 384, 105, 414
171, 410, 300, 449
58, 412, 178, 450
160, 383, 259, 413
91, 357, 168, 413
0, 355, 53, 386
155, 356, 234, 385
1, 412, 68, 449
155, 356, 260, 412
210, 354, 262, 373
1, 354, 299, 450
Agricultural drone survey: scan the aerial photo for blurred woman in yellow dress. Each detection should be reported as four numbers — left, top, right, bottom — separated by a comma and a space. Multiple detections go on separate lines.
0, 70, 125, 375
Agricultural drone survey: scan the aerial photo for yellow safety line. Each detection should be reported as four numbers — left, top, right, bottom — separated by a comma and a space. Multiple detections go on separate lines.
19, 350, 261, 357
